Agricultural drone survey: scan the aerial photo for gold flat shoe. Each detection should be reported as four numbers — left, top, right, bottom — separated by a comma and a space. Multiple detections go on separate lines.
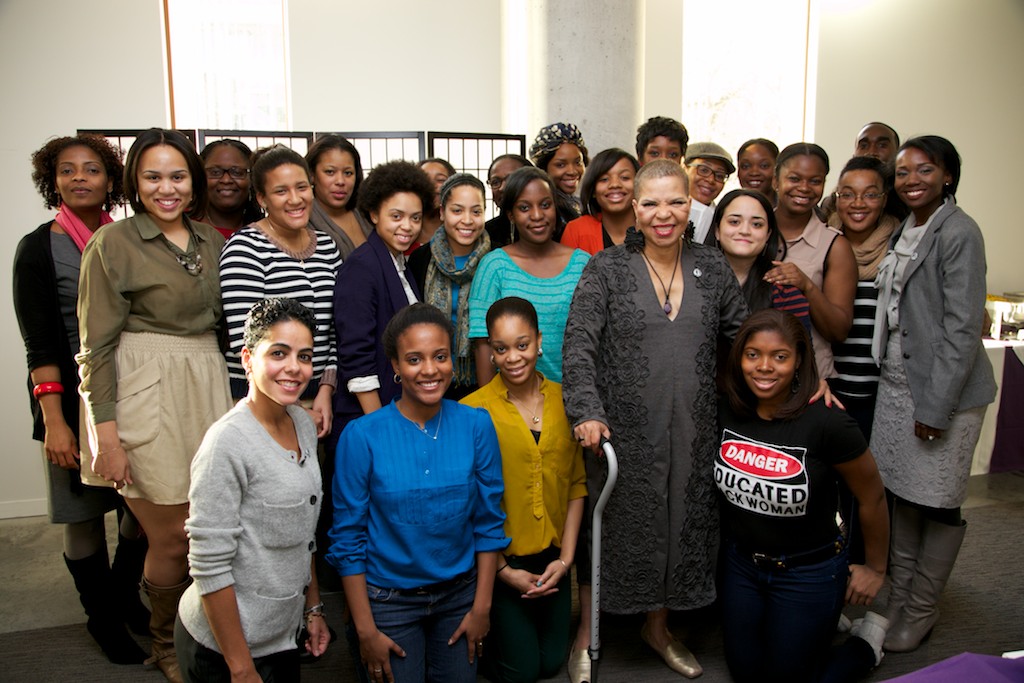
641, 623, 703, 678
567, 644, 591, 683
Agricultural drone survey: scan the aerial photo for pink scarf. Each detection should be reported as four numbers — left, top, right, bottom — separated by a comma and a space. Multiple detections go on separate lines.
54, 205, 113, 253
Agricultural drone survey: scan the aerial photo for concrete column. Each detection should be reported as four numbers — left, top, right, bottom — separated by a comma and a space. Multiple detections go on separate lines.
504, 0, 644, 155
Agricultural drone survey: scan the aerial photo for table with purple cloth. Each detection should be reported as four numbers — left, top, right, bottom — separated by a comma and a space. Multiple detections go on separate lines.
971, 341, 1024, 475
880, 652, 1024, 682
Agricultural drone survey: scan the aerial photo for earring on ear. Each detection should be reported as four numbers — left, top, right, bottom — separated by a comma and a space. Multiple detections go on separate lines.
791, 374, 801, 394
538, 345, 544, 357
393, 373, 402, 384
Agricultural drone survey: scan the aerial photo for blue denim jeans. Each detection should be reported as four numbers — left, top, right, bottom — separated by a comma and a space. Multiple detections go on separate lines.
720, 541, 848, 683
366, 570, 478, 683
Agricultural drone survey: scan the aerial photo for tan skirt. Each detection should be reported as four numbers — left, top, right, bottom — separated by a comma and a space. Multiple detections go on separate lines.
80, 331, 232, 504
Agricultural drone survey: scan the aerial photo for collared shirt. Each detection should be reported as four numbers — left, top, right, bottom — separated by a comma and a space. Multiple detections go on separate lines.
461, 374, 586, 556
327, 400, 509, 589
77, 213, 224, 424
689, 199, 716, 245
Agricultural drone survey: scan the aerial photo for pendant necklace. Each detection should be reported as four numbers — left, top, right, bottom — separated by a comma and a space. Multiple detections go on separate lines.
403, 402, 442, 440
641, 242, 681, 315
508, 377, 543, 424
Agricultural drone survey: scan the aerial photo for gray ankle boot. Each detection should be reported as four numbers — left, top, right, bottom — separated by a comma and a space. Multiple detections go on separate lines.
884, 519, 966, 652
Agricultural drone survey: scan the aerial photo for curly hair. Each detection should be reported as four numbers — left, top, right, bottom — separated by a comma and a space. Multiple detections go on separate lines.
357, 160, 436, 221
243, 297, 317, 352
123, 128, 206, 215
635, 116, 689, 160
31, 134, 125, 211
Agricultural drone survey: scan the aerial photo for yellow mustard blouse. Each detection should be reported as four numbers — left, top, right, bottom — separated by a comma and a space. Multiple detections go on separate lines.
461, 374, 586, 557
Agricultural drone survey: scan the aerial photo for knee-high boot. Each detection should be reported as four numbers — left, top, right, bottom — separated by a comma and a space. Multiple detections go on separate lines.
111, 532, 151, 635
64, 552, 148, 664
884, 518, 966, 652
884, 500, 925, 625
143, 576, 191, 683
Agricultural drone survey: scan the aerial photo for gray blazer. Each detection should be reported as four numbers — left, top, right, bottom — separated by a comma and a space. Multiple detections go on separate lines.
891, 201, 996, 429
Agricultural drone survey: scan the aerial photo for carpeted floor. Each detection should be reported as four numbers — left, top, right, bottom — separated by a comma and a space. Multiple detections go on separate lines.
1, 478, 1022, 682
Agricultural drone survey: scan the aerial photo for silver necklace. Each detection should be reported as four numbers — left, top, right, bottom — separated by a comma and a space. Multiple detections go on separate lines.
508, 377, 543, 425
410, 403, 442, 440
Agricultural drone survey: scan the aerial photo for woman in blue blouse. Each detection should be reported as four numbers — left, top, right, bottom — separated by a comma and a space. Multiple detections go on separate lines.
327, 303, 509, 683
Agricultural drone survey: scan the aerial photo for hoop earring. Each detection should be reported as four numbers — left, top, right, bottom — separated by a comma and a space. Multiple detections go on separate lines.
791, 375, 800, 394
393, 373, 401, 384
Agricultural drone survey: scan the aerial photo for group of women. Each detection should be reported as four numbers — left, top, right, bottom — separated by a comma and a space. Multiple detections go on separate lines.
14, 117, 993, 683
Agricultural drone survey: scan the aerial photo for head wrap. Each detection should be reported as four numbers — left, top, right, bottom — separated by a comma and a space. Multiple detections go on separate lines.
529, 122, 587, 163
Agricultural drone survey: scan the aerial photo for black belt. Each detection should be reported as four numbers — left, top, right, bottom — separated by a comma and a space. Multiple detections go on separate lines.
393, 569, 474, 596
739, 538, 845, 572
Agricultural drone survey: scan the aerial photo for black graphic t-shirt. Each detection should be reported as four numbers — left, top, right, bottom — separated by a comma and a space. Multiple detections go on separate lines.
716, 400, 867, 556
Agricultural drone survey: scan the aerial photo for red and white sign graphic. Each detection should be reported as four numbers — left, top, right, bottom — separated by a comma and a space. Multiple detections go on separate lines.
715, 429, 809, 517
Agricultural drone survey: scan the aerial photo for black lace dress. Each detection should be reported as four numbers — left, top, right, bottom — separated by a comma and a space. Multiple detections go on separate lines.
562, 239, 748, 613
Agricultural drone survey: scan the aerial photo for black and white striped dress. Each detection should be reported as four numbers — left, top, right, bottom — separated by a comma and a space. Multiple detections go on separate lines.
219, 225, 342, 398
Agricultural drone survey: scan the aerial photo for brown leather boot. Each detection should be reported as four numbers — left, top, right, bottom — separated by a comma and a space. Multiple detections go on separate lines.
142, 576, 191, 683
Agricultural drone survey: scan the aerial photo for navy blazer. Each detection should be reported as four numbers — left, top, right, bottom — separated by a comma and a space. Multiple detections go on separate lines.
889, 201, 996, 429
332, 231, 421, 423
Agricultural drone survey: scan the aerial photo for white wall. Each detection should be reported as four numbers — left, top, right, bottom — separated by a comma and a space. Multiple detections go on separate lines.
287, 0, 504, 134
815, 0, 1024, 295
0, 0, 169, 518
1, 0, 1020, 517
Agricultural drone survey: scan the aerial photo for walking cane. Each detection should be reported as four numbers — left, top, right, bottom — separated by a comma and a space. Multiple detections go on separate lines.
589, 436, 619, 683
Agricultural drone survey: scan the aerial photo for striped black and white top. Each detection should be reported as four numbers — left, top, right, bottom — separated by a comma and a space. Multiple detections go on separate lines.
831, 279, 881, 399
220, 226, 342, 398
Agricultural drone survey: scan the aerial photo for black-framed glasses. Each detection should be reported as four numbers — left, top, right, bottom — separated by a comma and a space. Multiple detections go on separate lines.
835, 191, 884, 203
206, 166, 249, 180
487, 176, 509, 189
691, 163, 729, 183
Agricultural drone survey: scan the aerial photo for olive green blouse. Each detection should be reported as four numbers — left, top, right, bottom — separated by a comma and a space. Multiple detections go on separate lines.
76, 213, 225, 424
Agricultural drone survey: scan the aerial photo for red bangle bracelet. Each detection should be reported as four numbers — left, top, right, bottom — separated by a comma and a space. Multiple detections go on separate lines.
33, 382, 64, 398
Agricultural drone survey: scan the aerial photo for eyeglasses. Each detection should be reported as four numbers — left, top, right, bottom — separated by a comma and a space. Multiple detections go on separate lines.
835, 191, 884, 203
206, 166, 249, 180
691, 163, 729, 183
487, 176, 509, 190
